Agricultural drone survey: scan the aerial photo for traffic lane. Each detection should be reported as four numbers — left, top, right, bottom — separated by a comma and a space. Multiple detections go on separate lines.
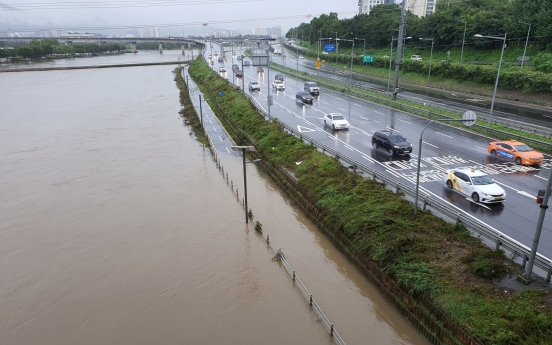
251, 96, 552, 257
215, 47, 552, 257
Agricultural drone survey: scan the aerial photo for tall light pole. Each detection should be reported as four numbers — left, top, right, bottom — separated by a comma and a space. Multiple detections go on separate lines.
414, 112, 477, 215
419, 38, 434, 95
336, 35, 355, 91
354, 37, 366, 66
474, 33, 507, 128
198, 94, 209, 125
335, 31, 338, 64
519, 21, 531, 69
388, 36, 411, 94
230, 146, 258, 224
461, 21, 467, 61
524, 166, 552, 281
392, 0, 407, 100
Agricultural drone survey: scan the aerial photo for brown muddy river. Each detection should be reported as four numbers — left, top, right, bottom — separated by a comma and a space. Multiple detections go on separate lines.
0, 52, 430, 345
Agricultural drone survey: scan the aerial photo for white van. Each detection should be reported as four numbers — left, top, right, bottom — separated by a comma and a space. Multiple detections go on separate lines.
411, 55, 422, 61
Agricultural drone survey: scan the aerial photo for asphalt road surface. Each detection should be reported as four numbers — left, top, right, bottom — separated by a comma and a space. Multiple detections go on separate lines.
206, 44, 552, 262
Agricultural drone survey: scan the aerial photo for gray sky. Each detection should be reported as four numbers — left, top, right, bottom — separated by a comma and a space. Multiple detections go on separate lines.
0, 0, 358, 35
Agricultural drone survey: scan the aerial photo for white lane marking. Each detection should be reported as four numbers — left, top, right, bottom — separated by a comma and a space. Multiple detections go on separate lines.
336, 97, 343, 101
298, 125, 317, 133
213, 127, 217, 132
422, 141, 439, 148
321, 101, 329, 105
535, 175, 548, 181
494, 180, 534, 199
344, 145, 354, 151
338, 108, 347, 112
209, 120, 213, 124
435, 132, 453, 138
476, 146, 487, 151
349, 125, 372, 137
374, 111, 385, 116
353, 103, 362, 107
398, 119, 412, 124
225, 146, 230, 153
465, 197, 491, 210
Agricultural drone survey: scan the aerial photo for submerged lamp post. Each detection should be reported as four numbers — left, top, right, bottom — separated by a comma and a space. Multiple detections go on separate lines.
474, 33, 507, 128
231, 146, 259, 224
414, 111, 477, 215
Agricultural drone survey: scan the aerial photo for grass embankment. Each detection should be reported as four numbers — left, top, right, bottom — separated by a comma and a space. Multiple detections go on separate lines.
183, 58, 552, 344
172, 69, 209, 146
269, 63, 552, 155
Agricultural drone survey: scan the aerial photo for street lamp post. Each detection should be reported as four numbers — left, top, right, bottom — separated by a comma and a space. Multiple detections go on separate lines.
388, 36, 411, 94
354, 37, 366, 67
519, 22, 531, 69
198, 94, 209, 125
350, 33, 355, 91
230, 146, 258, 224
461, 21, 467, 61
419, 38, 434, 95
524, 165, 552, 281
474, 33, 507, 128
414, 112, 477, 215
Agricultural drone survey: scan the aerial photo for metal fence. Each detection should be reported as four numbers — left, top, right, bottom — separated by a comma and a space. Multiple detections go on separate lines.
241, 91, 552, 282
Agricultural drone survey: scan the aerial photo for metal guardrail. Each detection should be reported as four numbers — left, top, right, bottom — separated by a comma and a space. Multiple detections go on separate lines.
243, 92, 552, 282
184, 70, 347, 344
276, 48, 552, 140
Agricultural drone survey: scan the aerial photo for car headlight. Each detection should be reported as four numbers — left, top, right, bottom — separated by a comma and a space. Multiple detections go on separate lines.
394, 146, 400, 149
522, 155, 529, 159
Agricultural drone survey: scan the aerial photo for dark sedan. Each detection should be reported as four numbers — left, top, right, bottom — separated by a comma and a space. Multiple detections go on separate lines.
295, 91, 313, 104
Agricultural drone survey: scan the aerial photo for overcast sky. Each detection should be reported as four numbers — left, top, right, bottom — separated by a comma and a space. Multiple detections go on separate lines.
0, 0, 360, 35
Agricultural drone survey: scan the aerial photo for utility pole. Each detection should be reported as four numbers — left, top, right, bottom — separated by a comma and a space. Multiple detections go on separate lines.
392, 0, 407, 100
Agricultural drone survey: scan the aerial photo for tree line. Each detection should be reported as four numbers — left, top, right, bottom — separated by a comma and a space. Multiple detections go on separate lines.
287, 0, 552, 51
0, 38, 126, 60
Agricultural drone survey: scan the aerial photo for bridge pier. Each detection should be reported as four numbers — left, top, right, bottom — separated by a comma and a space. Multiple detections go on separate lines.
159, 43, 162, 54
181, 44, 185, 56
130, 42, 137, 53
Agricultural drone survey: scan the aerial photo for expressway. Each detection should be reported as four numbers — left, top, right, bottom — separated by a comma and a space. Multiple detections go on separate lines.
204, 43, 552, 263
273, 43, 552, 129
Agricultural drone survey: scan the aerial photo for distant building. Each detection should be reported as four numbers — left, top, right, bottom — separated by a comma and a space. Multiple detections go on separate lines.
359, 0, 395, 14
266, 26, 282, 39
60, 32, 95, 38
407, 0, 437, 16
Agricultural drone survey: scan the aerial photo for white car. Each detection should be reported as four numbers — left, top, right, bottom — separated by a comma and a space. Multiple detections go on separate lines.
272, 80, 285, 91
219, 67, 226, 73
324, 113, 349, 130
322, 51, 329, 55
444, 168, 506, 204
299, 55, 304, 59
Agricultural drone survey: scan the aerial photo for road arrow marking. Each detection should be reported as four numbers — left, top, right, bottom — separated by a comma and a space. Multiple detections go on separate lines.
297, 125, 317, 133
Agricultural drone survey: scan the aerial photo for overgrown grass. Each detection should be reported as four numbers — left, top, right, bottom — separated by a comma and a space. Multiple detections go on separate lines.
269, 63, 552, 155
184, 58, 552, 344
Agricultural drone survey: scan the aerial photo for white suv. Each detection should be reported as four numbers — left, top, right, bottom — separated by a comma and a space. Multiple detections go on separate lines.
304, 82, 319, 95
411, 55, 422, 61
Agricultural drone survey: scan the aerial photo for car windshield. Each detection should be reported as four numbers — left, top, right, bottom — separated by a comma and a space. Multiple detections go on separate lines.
332, 115, 345, 120
275, 81, 283, 85
250, 82, 258, 85
471, 175, 494, 185
513, 144, 532, 152
388, 135, 406, 143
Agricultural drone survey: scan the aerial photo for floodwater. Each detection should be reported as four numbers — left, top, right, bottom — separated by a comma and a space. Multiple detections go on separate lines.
0, 53, 430, 345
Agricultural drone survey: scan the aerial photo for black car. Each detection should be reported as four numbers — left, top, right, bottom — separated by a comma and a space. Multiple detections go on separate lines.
235, 69, 243, 78
232, 64, 239, 71
295, 91, 313, 104
372, 130, 412, 156
249, 81, 260, 91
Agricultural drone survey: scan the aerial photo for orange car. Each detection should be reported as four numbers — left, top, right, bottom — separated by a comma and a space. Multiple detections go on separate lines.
487, 140, 544, 165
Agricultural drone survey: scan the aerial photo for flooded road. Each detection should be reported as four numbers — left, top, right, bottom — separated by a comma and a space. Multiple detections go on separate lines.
0, 55, 430, 345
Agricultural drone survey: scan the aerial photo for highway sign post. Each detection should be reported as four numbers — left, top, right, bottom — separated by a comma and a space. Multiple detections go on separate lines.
363, 55, 374, 63
324, 44, 335, 52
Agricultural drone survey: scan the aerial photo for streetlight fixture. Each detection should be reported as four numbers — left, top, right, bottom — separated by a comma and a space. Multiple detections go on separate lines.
230, 146, 258, 224
519, 22, 531, 69
474, 33, 507, 128
388, 36, 411, 94
419, 37, 435, 95
414, 111, 477, 215
198, 94, 209, 125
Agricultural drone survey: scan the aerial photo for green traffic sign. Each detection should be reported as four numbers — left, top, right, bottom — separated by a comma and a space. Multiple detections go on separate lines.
363, 55, 374, 63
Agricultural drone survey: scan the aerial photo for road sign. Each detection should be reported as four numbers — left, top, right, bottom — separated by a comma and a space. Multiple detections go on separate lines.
462, 110, 477, 126
324, 44, 335, 52
316, 60, 321, 69
219, 92, 223, 97
363, 55, 374, 63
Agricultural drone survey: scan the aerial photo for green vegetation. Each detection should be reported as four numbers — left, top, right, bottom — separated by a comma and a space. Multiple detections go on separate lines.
288, 0, 552, 93
269, 63, 552, 155
0, 38, 125, 60
184, 57, 552, 344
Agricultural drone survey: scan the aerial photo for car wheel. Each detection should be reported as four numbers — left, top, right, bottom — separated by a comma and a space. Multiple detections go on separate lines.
446, 180, 453, 189
490, 150, 496, 156
515, 157, 522, 165
372, 142, 378, 149
332, 124, 335, 130
388, 148, 394, 156
471, 192, 480, 203
324, 120, 327, 125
